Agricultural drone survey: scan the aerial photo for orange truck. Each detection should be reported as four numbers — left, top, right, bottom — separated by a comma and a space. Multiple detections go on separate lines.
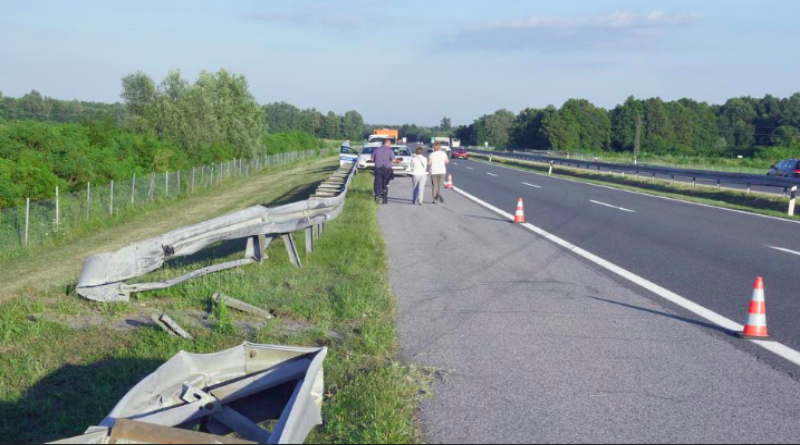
369, 129, 399, 144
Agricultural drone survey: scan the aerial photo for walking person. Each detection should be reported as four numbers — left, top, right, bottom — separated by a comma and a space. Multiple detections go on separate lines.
429, 142, 450, 204
408, 146, 429, 205
372, 139, 396, 205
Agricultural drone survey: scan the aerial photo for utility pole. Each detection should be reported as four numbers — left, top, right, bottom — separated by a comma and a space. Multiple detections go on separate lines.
633, 116, 642, 165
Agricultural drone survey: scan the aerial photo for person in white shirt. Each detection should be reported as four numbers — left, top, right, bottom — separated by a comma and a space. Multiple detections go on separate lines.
407, 146, 429, 205
428, 143, 450, 204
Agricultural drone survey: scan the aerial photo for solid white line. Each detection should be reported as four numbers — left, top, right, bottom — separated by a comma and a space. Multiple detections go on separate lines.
467, 167, 475, 171
476, 157, 800, 226
487, 173, 498, 177
452, 185, 800, 368
590, 200, 636, 213
522, 182, 542, 189
768, 246, 800, 257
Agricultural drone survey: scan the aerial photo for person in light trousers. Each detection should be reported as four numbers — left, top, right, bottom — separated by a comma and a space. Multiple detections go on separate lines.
429, 143, 449, 204
408, 146, 429, 205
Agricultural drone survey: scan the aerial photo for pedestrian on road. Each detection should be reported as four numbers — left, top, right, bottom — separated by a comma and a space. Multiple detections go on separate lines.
341, 139, 351, 150
429, 142, 449, 204
408, 146, 429, 205
373, 139, 396, 205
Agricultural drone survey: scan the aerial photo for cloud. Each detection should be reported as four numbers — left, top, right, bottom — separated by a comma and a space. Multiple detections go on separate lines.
245, 0, 390, 30
440, 11, 702, 52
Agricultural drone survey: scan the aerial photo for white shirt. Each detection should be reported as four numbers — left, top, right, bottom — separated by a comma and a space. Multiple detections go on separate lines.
408, 155, 428, 175
429, 151, 449, 175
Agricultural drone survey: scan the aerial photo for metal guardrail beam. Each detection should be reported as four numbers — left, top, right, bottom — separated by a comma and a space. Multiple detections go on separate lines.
469, 149, 800, 216
76, 164, 357, 303
469, 149, 800, 189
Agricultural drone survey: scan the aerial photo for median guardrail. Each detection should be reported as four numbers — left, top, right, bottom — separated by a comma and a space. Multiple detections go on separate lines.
468, 149, 800, 216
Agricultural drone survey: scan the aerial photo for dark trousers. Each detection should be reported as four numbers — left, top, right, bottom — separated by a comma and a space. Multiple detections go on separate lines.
374, 167, 393, 201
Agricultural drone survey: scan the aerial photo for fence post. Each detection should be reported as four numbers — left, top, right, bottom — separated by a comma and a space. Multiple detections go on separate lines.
166, 171, 170, 197
132, 174, 137, 204
177, 170, 181, 195
55, 186, 60, 232
110, 180, 114, 216
192, 167, 196, 193
211, 166, 215, 186
87, 182, 91, 221
790, 186, 797, 217
25, 197, 30, 247
148, 173, 155, 202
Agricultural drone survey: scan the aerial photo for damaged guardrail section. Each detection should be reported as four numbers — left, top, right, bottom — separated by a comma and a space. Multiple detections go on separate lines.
51, 343, 327, 445
76, 164, 356, 303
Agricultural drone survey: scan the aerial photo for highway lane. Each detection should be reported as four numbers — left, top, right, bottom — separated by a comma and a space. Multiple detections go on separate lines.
449, 159, 800, 351
480, 153, 790, 196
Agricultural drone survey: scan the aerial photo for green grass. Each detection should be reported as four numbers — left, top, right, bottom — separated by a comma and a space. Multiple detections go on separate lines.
474, 154, 800, 222
0, 173, 426, 444
548, 150, 775, 174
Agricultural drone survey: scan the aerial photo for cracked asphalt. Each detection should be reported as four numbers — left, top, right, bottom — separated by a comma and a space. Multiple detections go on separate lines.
378, 176, 800, 444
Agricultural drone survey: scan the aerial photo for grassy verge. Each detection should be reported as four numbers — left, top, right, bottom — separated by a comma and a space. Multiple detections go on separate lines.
0, 171, 425, 444
473, 154, 800, 222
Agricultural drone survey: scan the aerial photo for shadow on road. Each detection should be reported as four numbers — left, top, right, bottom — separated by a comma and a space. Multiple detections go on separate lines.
588, 296, 735, 337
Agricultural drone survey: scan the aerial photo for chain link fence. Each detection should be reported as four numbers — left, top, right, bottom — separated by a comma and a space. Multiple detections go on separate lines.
0, 148, 335, 255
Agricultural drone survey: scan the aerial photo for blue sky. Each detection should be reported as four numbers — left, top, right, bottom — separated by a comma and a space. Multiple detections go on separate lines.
1, 0, 799, 126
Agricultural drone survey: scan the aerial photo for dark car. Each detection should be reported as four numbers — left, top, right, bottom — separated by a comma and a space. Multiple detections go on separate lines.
767, 159, 800, 178
452, 148, 469, 160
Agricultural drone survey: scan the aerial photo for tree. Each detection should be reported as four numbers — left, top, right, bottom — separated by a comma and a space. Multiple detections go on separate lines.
321, 111, 342, 139
440, 117, 452, 132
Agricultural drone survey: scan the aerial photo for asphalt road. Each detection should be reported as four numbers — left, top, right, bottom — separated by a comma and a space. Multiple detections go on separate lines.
448, 158, 800, 352
378, 177, 800, 443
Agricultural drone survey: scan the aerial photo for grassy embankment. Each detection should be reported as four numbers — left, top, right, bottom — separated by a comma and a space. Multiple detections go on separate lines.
0, 160, 426, 444
473, 154, 800, 222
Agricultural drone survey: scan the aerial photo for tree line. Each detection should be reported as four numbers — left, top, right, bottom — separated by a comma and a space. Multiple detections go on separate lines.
0, 69, 350, 209
453, 95, 800, 160
262, 102, 364, 141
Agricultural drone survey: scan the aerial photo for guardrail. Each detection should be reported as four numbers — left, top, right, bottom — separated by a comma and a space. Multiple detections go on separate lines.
468, 149, 800, 216
76, 163, 357, 302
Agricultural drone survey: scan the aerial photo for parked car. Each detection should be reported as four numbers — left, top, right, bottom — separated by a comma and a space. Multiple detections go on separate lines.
357, 145, 413, 176
452, 148, 469, 160
767, 159, 800, 178
340, 146, 359, 167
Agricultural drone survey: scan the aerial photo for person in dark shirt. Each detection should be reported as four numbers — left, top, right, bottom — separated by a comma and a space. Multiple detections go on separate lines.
372, 139, 396, 204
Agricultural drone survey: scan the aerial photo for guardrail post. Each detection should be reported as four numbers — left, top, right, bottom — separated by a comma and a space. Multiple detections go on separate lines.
87, 182, 91, 221
282, 234, 302, 268
716, 180, 721, 191
789, 186, 798, 217
671, 175, 675, 185
24, 197, 30, 247
55, 186, 60, 232
692, 178, 696, 189
549, 162, 554, 175
746, 184, 751, 195
305, 227, 315, 253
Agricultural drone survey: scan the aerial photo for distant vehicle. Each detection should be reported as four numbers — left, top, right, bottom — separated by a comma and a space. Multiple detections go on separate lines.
452, 148, 469, 160
431, 137, 453, 158
451, 138, 462, 149
357, 145, 412, 175
368, 134, 397, 145
340, 146, 360, 167
767, 159, 800, 178
371, 129, 399, 144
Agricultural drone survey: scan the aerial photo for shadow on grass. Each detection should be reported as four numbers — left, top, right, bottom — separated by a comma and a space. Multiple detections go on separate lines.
0, 358, 164, 444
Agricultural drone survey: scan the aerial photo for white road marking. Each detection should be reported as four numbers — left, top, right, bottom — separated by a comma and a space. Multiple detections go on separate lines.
522, 182, 542, 189
453, 185, 800, 369
487, 173, 498, 177
467, 167, 475, 170
768, 246, 800, 257
590, 200, 636, 213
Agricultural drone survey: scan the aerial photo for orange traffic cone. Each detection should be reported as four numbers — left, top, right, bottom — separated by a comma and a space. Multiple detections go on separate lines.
514, 198, 526, 223
739, 277, 769, 339
445, 174, 454, 189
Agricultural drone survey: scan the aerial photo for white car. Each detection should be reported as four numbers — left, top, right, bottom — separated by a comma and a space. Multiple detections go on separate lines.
358, 145, 413, 176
